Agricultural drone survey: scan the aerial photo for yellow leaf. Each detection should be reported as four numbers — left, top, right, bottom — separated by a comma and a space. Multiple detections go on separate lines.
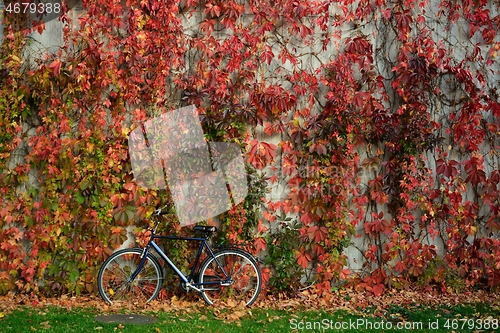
109, 288, 114, 295
121, 127, 131, 136
10, 55, 21, 63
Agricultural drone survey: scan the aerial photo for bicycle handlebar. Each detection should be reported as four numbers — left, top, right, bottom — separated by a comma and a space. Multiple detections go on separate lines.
154, 205, 170, 216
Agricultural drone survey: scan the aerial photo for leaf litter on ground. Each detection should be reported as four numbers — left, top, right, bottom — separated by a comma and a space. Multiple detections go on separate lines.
1, 288, 500, 324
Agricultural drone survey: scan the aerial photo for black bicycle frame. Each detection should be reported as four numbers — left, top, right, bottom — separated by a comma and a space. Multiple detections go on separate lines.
128, 228, 231, 289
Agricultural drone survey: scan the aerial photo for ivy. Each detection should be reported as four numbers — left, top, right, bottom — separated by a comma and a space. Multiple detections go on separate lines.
1, 0, 500, 298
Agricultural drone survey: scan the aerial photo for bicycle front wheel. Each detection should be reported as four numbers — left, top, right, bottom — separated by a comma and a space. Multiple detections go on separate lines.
97, 248, 163, 304
199, 249, 261, 307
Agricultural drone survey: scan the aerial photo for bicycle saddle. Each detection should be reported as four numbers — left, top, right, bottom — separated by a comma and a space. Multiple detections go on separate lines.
193, 225, 217, 233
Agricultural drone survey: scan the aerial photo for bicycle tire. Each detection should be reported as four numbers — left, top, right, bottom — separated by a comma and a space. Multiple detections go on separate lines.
97, 248, 163, 304
198, 249, 261, 307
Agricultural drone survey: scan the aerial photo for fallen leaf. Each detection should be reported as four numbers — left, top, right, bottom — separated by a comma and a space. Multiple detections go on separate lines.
40, 321, 51, 329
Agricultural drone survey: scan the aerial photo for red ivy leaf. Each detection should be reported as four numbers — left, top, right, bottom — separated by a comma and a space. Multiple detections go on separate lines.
466, 168, 487, 186
436, 159, 459, 178
254, 237, 267, 253
490, 102, 500, 119
296, 250, 312, 269
260, 46, 274, 65
339, 269, 350, 280
309, 142, 327, 155
200, 19, 216, 34
372, 283, 385, 296
300, 213, 313, 225
49, 60, 61, 77
33, 20, 45, 35
206, 4, 221, 17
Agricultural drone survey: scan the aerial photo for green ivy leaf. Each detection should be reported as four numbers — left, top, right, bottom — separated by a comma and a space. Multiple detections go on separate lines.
75, 192, 85, 205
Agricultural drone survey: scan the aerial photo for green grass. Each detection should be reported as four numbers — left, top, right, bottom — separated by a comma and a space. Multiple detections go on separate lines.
1, 303, 500, 332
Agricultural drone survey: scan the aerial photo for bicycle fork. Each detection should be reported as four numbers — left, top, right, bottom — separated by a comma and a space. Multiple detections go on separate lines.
125, 247, 151, 284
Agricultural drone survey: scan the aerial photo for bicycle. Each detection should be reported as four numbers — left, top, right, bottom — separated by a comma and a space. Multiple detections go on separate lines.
97, 207, 262, 307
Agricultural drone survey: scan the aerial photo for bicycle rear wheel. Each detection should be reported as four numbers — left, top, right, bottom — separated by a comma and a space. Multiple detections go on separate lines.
198, 249, 261, 307
97, 248, 163, 304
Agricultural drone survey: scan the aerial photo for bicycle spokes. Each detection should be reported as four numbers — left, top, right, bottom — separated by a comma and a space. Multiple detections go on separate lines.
98, 249, 163, 304
199, 250, 261, 306
97, 240, 261, 307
